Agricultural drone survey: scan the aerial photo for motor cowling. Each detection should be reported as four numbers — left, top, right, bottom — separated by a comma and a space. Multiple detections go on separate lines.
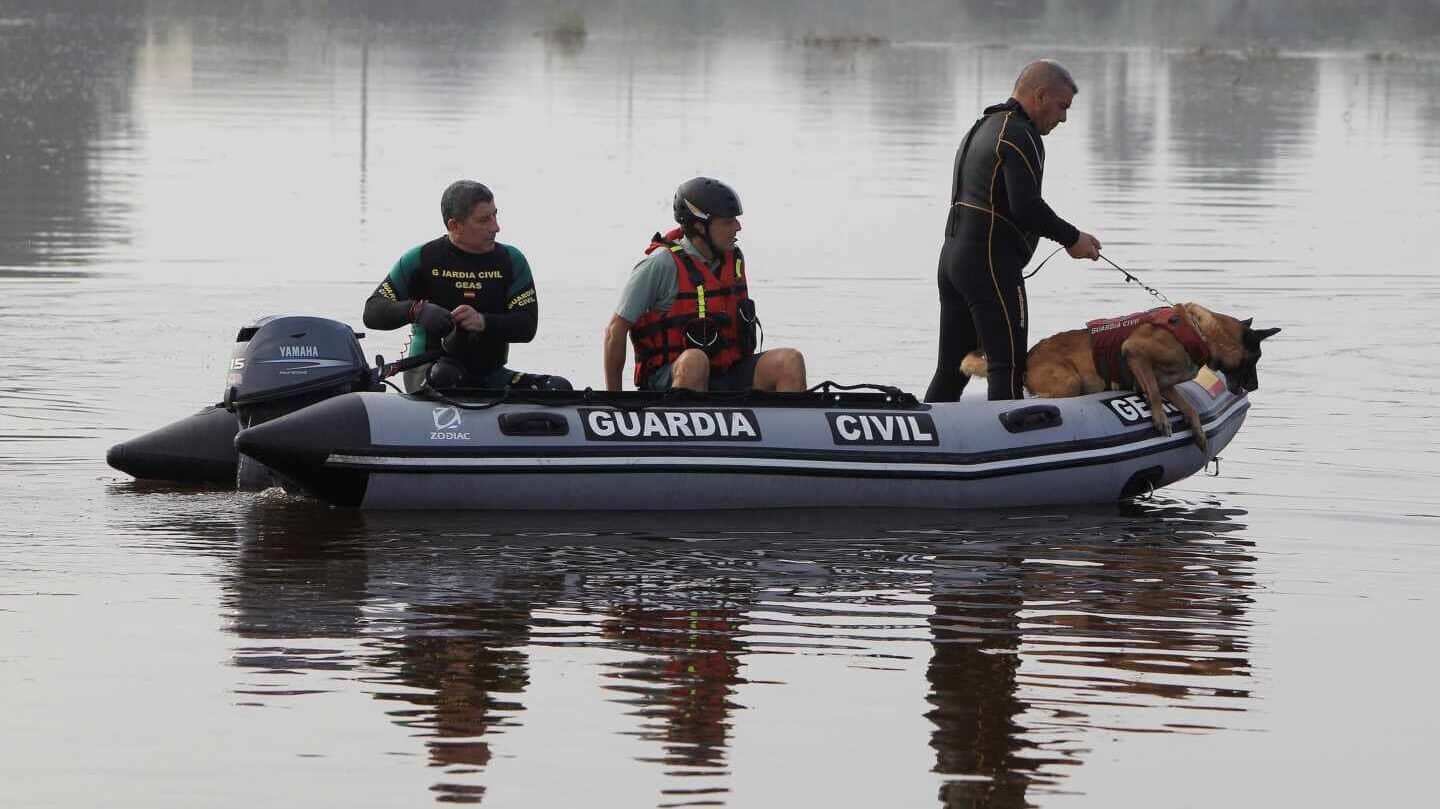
223, 316, 377, 489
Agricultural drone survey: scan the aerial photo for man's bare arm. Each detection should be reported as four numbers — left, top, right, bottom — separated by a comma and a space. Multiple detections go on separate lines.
603, 314, 632, 392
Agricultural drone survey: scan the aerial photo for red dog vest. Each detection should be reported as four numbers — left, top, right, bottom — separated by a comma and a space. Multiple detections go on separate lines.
1086, 305, 1210, 388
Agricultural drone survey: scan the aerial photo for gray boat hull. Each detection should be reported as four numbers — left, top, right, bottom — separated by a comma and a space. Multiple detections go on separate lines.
236, 375, 1250, 510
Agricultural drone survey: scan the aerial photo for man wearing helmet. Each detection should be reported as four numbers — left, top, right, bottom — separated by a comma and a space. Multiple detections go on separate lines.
603, 177, 807, 393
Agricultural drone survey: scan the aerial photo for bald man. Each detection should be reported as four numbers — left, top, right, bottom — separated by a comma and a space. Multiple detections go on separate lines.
924, 60, 1103, 402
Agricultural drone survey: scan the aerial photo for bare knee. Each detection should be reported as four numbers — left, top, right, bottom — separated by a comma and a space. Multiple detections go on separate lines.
670, 349, 711, 391
756, 348, 807, 392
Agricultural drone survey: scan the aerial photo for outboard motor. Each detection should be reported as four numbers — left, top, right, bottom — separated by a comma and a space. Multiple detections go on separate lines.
223, 315, 377, 489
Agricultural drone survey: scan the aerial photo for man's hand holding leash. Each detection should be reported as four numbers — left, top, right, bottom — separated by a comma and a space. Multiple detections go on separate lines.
1068, 232, 1102, 260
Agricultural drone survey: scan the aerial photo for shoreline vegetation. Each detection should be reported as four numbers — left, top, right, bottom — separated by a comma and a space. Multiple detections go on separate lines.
797, 33, 888, 48
542, 7, 587, 49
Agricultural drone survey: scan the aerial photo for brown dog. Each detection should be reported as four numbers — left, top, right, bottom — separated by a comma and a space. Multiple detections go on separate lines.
961, 303, 1279, 453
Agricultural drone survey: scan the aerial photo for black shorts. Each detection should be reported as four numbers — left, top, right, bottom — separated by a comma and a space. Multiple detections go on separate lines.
643, 351, 765, 392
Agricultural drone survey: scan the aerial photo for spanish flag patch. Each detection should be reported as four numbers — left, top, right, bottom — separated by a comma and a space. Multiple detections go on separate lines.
1194, 366, 1225, 398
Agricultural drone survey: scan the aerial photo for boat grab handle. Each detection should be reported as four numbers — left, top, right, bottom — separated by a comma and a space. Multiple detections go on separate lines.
998, 404, 1063, 433
499, 412, 570, 437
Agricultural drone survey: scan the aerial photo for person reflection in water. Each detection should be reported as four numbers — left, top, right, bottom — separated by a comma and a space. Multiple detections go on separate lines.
925, 60, 1104, 403
927, 558, 1032, 807
363, 180, 571, 393
922, 510, 1257, 806
602, 602, 747, 775
371, 601, 534, 780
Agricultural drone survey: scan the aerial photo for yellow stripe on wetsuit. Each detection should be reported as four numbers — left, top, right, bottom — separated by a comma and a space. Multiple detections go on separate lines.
988, 111, 1020, 398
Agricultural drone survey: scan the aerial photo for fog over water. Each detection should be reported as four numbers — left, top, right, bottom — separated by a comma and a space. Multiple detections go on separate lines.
2, 2, 1438, 807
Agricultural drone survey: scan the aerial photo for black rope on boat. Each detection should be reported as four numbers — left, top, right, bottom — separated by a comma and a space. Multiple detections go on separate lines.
807, 380, 905, 396
1207, 455, 1223, 477
806, 379, 909, 406
382, 350, 593, 411
420, 386, 597, 412
588, 386, 741, 413
390, 380, 923, 412
418, 386, 509, 410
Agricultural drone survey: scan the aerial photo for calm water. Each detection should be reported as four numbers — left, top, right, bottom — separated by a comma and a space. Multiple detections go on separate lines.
2, 3, 1439, 807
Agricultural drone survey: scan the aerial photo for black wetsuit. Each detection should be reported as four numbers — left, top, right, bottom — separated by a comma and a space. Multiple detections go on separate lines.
924, 98, 1080, 402
363, 236, 545, 390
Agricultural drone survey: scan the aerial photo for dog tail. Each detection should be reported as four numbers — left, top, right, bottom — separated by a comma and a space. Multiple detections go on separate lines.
960, 351, 988, 378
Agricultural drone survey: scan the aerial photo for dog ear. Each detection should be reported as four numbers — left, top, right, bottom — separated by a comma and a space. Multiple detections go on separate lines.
1243, 326, 1280, 347
1240, 317, 1253, 328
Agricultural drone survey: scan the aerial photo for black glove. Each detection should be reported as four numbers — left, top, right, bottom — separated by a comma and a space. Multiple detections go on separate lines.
410, 301, 454, 336
440, 326, 475, 356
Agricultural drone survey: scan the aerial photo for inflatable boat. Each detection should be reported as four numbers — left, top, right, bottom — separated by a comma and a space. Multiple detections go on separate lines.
107, 315, 1251, 510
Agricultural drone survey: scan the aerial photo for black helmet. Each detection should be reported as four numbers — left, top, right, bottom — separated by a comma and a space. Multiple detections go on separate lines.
673, 177, 743, 226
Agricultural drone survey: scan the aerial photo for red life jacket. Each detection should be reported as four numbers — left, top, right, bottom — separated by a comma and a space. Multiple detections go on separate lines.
1086, 305, 1210, 388
630, 228, 751, 387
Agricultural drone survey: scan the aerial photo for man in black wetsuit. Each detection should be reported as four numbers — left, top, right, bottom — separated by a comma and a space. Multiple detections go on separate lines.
924, 60, 1103, 402
363, 180, 569, 392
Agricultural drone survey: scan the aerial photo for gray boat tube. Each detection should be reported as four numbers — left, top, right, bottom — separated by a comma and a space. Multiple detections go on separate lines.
235, 376, 1250, 511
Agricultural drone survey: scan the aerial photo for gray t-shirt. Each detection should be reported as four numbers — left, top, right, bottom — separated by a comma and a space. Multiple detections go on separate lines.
614, 235, 722, 323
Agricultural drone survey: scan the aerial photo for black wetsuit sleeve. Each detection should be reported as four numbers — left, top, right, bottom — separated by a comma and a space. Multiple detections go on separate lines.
483, 246, 538, 343
998, 135, 1080, 247
483, 299, 537, 342
364, 293, 412, 330
362, 245, 424, 331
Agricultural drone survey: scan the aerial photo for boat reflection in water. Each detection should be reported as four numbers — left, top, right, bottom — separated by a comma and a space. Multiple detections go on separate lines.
129, 495, 1253, 806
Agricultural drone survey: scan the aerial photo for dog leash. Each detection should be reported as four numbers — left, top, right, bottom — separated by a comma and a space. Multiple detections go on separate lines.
1027, 247, 1174, 306
1023, 246, 1065, 279
1098, 254, 1174, 306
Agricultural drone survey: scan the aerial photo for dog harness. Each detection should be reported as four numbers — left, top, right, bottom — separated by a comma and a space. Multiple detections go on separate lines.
629, 227, 751, 388
1086, 305, 1210, 389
